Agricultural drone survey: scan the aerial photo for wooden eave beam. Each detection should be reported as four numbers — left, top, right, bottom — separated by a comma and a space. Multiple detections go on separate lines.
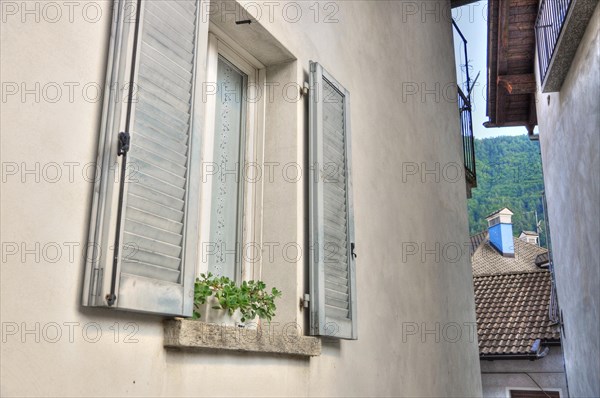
497, 74, 536, 95
495, 0, 510, 123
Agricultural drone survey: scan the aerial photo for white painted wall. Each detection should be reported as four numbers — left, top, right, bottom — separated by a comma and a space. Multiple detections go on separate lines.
534, 4, 600, 397
0, 1, 482, 396
480, 347, 568, 397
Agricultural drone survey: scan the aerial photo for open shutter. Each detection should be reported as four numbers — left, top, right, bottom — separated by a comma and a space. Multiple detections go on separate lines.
82, 0, 202, 316
309, 62, 357, 339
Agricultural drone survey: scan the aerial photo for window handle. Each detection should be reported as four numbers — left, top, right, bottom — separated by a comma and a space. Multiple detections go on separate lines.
351, 243, 357, 259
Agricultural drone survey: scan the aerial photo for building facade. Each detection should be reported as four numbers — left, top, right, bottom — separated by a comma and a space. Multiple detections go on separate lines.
1, 0, 484, 396
485, 1, 599, 396
534, 2, 600, 396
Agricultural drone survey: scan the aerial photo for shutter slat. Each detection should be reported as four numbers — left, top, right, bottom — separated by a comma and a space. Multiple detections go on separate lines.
325, 304, 349, 320
139, 35, 194, 75
129, 155, 186, 187
323, 141, 346, 164
135, 111, 189, 148
323, 187, 347, 208
143, 12, 195, 55
140, 45, 192, 83
123, 232, 182, 258
323, 126, 345, 147
168, 0, 197, 17
145, 1, 196, 40
324, 223, 348, 244
138, 51, 192, 93
138, 60, 192, 102
129, 146, 187, 178
138, 76, 192, 119
124, 219, 183, 246
122, 260, 180, 283
325, 272, 349, 288
134, 171, 185, 199
140, 23, 194, 64
324, 249, 349, 265
325, 295, 349, 310
136, 103, 190, 140
324, 264, 348, 279
129, 247, 181, 270
127, 193, 183, 221
135, 132, 188, 165
127, 206, 183, 235
325, 288, 349, 302
128, 184, 184, 211
325, 279, 349, 295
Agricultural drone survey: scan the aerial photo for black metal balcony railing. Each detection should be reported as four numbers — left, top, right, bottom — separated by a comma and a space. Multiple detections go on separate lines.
452, 20, 477, 188
535, 0, 573, 85
542, 191, 560, 324
458, 86, 476, 185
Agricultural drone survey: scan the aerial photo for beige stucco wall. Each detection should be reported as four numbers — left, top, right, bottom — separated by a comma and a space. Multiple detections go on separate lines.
480, 347, 569, 398
534, 3, 600, 398
1, 1, 482, 396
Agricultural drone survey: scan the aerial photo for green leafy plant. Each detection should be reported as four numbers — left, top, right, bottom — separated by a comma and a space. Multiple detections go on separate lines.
193, 272, 282, 323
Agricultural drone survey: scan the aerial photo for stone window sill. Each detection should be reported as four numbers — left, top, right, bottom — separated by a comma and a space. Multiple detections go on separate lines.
164, 319, 321, 357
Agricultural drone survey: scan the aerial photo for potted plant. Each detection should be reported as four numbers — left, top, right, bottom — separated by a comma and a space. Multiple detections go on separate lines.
193, 273, 282, 327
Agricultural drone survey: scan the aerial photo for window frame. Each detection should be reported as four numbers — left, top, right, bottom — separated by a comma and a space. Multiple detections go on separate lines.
199, 31, 266, 284
506, 387, 562, 398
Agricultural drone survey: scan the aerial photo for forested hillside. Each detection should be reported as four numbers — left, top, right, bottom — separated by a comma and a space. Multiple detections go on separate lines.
468, 134, 547, 247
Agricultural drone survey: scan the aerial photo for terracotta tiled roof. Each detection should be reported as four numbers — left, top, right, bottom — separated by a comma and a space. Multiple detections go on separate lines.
474, 271, 560, 356
472, 237, 548, 277
469, 231, 488, 257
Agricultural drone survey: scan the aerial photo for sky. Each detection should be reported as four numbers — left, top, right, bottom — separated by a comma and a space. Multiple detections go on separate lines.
452, 1, 531, 139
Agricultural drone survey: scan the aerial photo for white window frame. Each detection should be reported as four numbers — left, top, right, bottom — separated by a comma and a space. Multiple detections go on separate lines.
506, 387, 563, 398
199, 30, 266, 283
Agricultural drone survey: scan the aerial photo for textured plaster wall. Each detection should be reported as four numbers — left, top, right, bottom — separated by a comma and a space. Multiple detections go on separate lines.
0, 0, 482, 396
535, 4, 600, 398
480, 347, 568, 397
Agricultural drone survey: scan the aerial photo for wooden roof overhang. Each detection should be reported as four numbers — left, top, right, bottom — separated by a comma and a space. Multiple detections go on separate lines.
485, 0, 539, 135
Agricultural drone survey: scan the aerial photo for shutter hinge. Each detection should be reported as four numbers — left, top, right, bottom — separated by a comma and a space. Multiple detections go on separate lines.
301, 293, 310, 309
300, 81, 310, 97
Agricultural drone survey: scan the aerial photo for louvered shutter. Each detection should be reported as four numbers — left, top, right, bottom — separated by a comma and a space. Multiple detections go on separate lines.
309, 62, 357, 339
82, 0, 202, 316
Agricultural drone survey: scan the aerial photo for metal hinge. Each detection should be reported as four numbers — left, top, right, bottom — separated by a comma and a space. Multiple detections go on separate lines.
300, 81, 310, 97
301, 293, 310, 309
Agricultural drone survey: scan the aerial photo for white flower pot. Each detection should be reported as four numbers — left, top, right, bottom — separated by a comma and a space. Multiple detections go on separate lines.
195, 296, 243, 326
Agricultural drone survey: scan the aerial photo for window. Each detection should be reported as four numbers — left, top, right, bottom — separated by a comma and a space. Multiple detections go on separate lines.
200, 33, 265, 283
509, 389, 560, 398
83, 0, 358, 342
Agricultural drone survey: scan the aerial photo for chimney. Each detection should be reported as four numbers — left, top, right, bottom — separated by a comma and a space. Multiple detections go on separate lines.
486, 208, 515, 257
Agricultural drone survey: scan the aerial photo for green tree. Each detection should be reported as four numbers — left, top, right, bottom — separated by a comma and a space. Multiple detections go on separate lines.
468, 135, 547, 247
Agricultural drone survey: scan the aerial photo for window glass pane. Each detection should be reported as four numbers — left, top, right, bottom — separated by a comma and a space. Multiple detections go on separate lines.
208, 56, 247, 280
